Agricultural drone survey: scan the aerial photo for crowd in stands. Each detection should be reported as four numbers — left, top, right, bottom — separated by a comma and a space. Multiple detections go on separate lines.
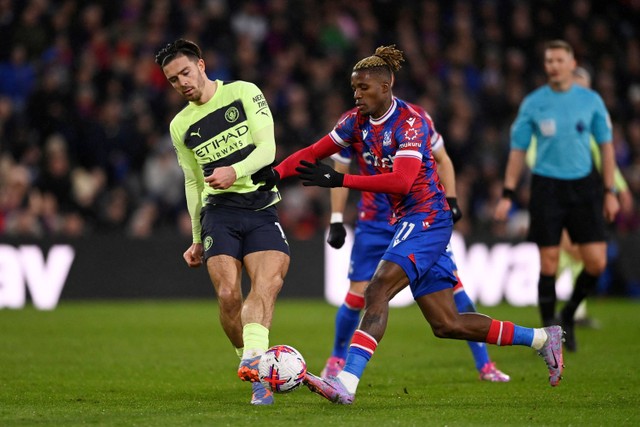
1, 0, 639, 242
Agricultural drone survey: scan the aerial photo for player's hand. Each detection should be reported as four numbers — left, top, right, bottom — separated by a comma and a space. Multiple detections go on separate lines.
327, 222, 347, 249
618, 189, 634, 216
251, 165, 280, 191
205, 166, 236, 189
296, 160, 344, 188
494, 198, 512, 222
603, 191, 620, 223
183, 243, 203, 268
447, 197, 462, 224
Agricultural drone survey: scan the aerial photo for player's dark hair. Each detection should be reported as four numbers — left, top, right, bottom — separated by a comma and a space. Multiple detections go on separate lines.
544, 39, 574, 56
155, 39, 202, 67
353, 45, 404, 78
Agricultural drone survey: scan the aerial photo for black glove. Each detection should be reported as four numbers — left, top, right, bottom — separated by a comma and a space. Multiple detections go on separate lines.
295, 160, 345, 188
327, 222, 347, 249
251, 165, 280, 191
447, 197, 463, 224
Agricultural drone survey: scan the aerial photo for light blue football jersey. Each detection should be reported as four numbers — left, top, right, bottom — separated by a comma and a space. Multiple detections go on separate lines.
510, 83, 612, 179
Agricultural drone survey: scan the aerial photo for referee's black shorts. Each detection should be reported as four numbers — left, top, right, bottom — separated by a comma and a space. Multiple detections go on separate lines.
528, 170, 606, 247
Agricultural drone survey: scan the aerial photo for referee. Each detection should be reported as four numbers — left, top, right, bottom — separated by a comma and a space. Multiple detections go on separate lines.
494, 40, 620, 352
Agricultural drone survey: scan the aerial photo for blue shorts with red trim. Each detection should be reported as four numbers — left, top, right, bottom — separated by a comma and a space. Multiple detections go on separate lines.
381, 214, 457, 299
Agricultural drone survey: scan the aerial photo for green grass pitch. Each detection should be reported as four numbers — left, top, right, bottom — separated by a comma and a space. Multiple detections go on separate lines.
1, 298, 639, 426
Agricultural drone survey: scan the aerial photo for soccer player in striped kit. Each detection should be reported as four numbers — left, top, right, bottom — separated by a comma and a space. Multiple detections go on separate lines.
253, 45, 564, 404
321, 110, 509, 382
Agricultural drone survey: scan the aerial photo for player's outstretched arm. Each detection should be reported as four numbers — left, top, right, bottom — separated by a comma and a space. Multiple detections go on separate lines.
339, 155, 420, 194
296, 160, 345, 188
274, 135, 343, 179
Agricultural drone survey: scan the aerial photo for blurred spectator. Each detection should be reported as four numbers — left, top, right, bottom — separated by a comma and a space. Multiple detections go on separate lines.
0, 0, 636, 243
11, 0, 49, 60
0, 161, 36, 235
141, 135, 184, 222
96, 186, 129, 234
0, 44, 36, 112
34, 134, 75, 213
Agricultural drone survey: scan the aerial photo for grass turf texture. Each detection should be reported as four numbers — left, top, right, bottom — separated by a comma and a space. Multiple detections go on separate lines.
1, 299, 638, 426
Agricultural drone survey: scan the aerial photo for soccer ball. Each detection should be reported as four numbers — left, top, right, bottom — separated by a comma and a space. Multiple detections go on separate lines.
258, 345, 307, 393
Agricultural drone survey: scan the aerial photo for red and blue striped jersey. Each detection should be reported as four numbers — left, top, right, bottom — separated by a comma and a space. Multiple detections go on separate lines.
329, 98, 449, 223
332, 145, 393, 222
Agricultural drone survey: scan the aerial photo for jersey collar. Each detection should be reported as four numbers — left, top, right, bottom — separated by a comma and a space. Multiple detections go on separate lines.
369, 97, 397, 126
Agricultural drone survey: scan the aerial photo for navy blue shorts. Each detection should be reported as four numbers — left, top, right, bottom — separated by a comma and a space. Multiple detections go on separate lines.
200, 204, 290, 260
381, 214, 457, 298
349, 220, 396, 282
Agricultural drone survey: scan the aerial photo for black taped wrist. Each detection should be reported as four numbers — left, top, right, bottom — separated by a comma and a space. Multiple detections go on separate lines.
502, 188, 515, 200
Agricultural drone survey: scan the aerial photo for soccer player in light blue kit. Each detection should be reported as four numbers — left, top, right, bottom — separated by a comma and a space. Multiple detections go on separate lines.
495, 40, 619, 352
253, 45, 564, 404
321, 112, 509, 382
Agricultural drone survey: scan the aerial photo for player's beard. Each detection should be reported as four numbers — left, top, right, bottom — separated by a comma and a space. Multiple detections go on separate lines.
185, 73, 207, 103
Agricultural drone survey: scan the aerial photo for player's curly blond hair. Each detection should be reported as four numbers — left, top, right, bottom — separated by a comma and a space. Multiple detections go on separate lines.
353, 45, 405, 74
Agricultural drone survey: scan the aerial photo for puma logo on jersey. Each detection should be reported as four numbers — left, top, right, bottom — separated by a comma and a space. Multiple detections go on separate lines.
190, 128, 201, 138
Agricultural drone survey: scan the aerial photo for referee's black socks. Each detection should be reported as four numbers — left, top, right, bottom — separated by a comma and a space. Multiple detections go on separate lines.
538, 274, 557, 326
561, 269, 599, 321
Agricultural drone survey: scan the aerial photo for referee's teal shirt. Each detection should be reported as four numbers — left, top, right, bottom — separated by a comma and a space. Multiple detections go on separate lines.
511, 83, 612, 179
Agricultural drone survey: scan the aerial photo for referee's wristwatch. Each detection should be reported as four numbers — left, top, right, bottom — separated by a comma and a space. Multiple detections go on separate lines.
605, 186, 618, 195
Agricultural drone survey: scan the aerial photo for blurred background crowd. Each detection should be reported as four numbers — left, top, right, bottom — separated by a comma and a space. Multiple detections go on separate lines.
0, 0, 639, 242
